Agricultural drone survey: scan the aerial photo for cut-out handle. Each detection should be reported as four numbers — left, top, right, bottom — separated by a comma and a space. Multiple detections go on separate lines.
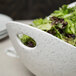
6, 21, 47, 52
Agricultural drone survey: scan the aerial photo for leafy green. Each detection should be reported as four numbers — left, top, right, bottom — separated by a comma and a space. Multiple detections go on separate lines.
20, 4, 76, 47
20, 35, 36, 47
33, 18, 51, 27
51, 5, 74, 18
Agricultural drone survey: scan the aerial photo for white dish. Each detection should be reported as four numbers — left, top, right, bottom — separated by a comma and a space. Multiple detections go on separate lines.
0, 29, 7, 35
0, 14, 12, 39
6, 2, 76, 76
0, 33, 8, 39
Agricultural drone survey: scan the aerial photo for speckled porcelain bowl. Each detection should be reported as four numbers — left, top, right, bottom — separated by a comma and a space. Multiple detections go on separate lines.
6, 2, 76, 76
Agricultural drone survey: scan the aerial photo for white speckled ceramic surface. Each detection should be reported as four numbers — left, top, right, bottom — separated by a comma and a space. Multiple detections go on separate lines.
6, 2, 76, 76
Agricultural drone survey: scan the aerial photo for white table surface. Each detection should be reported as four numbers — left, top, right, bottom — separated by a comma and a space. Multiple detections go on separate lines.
0, 20, 35, 76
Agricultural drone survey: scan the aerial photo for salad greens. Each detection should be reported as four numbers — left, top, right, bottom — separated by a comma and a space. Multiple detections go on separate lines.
19, 34, 36, 47
20, 4, 76, 47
